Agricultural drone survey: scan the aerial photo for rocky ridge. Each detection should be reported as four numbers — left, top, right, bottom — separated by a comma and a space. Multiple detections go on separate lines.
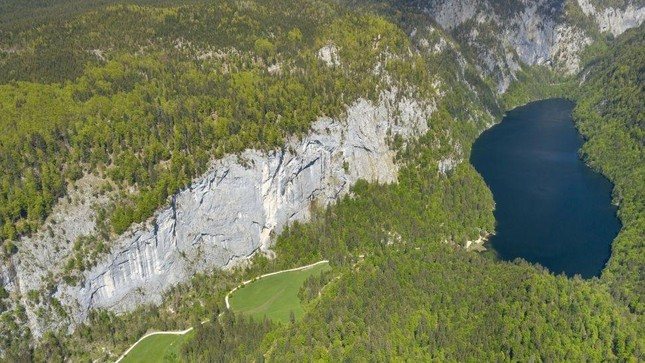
11, 89, 431, 334
424, 0, 591, 92
412, 0, 642, 92
577, 0, 645, 36
3, 0, 643, 341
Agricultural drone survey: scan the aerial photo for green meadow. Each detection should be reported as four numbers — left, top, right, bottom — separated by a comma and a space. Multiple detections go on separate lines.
228, 262, 331, 323
120, 331, 192, 363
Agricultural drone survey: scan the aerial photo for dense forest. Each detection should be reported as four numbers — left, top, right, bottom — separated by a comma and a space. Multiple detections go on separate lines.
0, 0, 642, 362
572, 24, 645, 315
0, 0, 437, 248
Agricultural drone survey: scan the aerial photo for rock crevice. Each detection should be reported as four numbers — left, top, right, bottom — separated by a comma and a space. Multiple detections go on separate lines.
55, 91, 431, 318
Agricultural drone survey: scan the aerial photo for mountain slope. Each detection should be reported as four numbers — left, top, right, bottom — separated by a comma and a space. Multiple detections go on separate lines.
0, 0, 642, 361
573, 24, 645, 314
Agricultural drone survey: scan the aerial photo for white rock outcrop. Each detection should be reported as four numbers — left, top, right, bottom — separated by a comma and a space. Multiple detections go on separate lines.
46, 91, 431, 319
422, 0, 643, 92
14, 175, 110, 295
577, 0, 645, 36
317, 44, 341, 67
7, 0, 643, 340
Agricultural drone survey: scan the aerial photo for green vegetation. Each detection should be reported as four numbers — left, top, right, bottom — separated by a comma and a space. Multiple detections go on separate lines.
181, 311, 275, 362
1, 267, 237, 361
268, 247, 641, 361
0, 0, 206, 28
501, 65, 576, 110
587, 0, 634, 11
572, 24, 645, 315
0, 0, 434, 250
228, 262, 331, 323
253, 65, 644, 358
0, 0, 642, 362
120, 332, 190, 363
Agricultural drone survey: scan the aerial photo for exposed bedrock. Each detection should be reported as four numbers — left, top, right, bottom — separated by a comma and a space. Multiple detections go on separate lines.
64, 91, 430, 317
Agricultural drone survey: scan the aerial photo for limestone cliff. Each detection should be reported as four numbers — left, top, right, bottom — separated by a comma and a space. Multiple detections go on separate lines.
577, 0, 645, 36
8, 90, 430, 332
411, 0, 643, 92
4, 0, 643, 341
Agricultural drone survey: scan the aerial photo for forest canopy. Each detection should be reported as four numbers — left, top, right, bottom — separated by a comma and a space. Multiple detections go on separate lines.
0, 1, 642, 362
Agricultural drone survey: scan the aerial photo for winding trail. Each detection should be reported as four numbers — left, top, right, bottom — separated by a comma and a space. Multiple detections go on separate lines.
114, 260, 329, 363
114, 328, 194, 363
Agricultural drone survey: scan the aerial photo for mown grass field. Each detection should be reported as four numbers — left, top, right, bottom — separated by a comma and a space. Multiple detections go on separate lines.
120, 330, 192, 363
228, 262, 331, 323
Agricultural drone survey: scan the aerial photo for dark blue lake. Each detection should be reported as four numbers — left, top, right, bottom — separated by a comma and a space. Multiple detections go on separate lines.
470, 99, 620, 278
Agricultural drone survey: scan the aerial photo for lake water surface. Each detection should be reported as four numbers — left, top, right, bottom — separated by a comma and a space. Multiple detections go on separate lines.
470, 99, 620, 278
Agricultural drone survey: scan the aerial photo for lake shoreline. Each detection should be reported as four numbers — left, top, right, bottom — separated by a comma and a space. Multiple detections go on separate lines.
470, 98, 620, 278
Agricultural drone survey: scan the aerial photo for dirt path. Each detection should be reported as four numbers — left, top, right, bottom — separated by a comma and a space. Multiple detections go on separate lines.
114, 328, 194, 363
114, 260, 329, 362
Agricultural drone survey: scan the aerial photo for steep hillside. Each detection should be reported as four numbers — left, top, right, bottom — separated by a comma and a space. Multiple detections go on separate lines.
0, 0, 642, 361
399, 0, 588, 92
0, 0, 492, 346
573, 24, 645, 314
398, 0, 643, 93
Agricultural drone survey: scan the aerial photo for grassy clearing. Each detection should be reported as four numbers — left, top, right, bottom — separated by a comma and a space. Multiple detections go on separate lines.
120, 331, 192, 363
228, 262, 331, 323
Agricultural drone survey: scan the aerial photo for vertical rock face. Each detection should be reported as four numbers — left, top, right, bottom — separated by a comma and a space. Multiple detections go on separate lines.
63, 91, 430, 317
6, 0, 642, 339
423, 0, 591, 92
577, 0, 645, 36
4, 175, 114, 337
411, 0, 643, 92
13, 176, 109, 295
